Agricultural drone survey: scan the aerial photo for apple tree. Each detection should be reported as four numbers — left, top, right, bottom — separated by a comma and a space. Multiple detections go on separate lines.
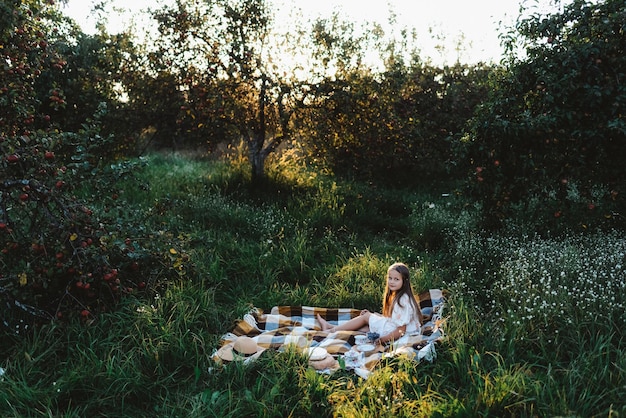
466, 0, 626, 228
299, 15, 492, 184
0, 0, 167, 332
39, 28, 138, 139
148, 0, 312, 183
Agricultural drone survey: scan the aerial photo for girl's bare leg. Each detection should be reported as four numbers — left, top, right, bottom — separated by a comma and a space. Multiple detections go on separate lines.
317, 314, 333, 331
317, 312, 370, 332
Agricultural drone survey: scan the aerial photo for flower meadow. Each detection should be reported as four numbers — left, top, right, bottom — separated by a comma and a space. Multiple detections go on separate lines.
448, 228, 626, 349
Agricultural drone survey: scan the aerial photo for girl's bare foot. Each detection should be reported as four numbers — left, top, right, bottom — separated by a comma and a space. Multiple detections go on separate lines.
317, 314, 333, 331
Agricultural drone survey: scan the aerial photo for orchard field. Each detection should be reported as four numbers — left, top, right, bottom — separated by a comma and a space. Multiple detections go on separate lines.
2, 0, 626, 416
1, 153, 625, 416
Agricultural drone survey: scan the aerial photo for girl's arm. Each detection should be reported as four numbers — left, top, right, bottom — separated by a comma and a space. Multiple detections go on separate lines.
377, 324, 407, 346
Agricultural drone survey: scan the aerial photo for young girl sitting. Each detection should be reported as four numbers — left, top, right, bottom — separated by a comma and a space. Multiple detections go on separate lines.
317, 262, 423, 346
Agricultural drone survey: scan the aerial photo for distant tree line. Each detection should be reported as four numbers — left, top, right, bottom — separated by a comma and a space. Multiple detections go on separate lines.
2, 0, 625, 207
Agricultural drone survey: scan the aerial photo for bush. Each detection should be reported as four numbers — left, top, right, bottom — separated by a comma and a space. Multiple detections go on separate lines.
466, 0, 626, 228
300, 62, 492, 185
0, 119, 180, 332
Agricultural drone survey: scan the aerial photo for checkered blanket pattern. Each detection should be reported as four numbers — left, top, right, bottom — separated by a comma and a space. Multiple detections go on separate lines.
218, 289, 445, 369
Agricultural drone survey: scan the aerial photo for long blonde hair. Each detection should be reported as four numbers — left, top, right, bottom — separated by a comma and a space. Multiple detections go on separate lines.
382, 262, 423, 325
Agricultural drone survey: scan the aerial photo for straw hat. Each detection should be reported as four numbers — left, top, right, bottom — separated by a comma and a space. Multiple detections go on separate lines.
309, 355, 338, 370
307, 347, 328, 361
215, 336, 266, 362
307, 347, 338, 370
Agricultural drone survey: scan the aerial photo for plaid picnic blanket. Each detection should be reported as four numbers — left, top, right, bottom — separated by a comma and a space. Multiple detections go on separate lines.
215, 289, 446, 371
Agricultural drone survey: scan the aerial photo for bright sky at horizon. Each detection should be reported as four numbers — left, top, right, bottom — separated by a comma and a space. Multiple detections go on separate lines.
62, 0, 568, 66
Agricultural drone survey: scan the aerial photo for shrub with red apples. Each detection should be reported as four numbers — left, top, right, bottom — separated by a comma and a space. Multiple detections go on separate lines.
0, 1, 185, 332
0, 125, 144, 331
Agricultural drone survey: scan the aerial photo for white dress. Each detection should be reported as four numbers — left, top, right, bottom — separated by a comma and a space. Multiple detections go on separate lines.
368, 294, 420, 336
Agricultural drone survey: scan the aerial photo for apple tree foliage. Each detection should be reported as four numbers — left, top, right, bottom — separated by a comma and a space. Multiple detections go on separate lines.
0, 0, 171, 332
1, 0, 60, 138
282, 10, 493, 185
301, 59, 493, 184
466, 0, 625, 229
40, 28, 139, 141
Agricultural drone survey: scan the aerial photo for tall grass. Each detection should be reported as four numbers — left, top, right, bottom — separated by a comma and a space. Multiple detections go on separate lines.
1, 153, 625, 416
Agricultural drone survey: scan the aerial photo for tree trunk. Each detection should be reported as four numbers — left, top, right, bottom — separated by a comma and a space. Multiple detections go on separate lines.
250, 149, 266, 185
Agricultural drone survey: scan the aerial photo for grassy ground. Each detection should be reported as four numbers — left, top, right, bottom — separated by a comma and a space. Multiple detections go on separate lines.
1, 153, 625, 417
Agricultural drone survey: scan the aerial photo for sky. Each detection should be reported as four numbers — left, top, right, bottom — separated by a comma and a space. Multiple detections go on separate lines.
61, 0, 567, 66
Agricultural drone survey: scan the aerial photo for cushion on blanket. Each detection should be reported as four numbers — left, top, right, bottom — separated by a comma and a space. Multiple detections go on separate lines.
417, 289, 445, 321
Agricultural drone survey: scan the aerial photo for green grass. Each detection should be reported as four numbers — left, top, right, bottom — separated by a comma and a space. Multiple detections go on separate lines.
1, 152, 625, 417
